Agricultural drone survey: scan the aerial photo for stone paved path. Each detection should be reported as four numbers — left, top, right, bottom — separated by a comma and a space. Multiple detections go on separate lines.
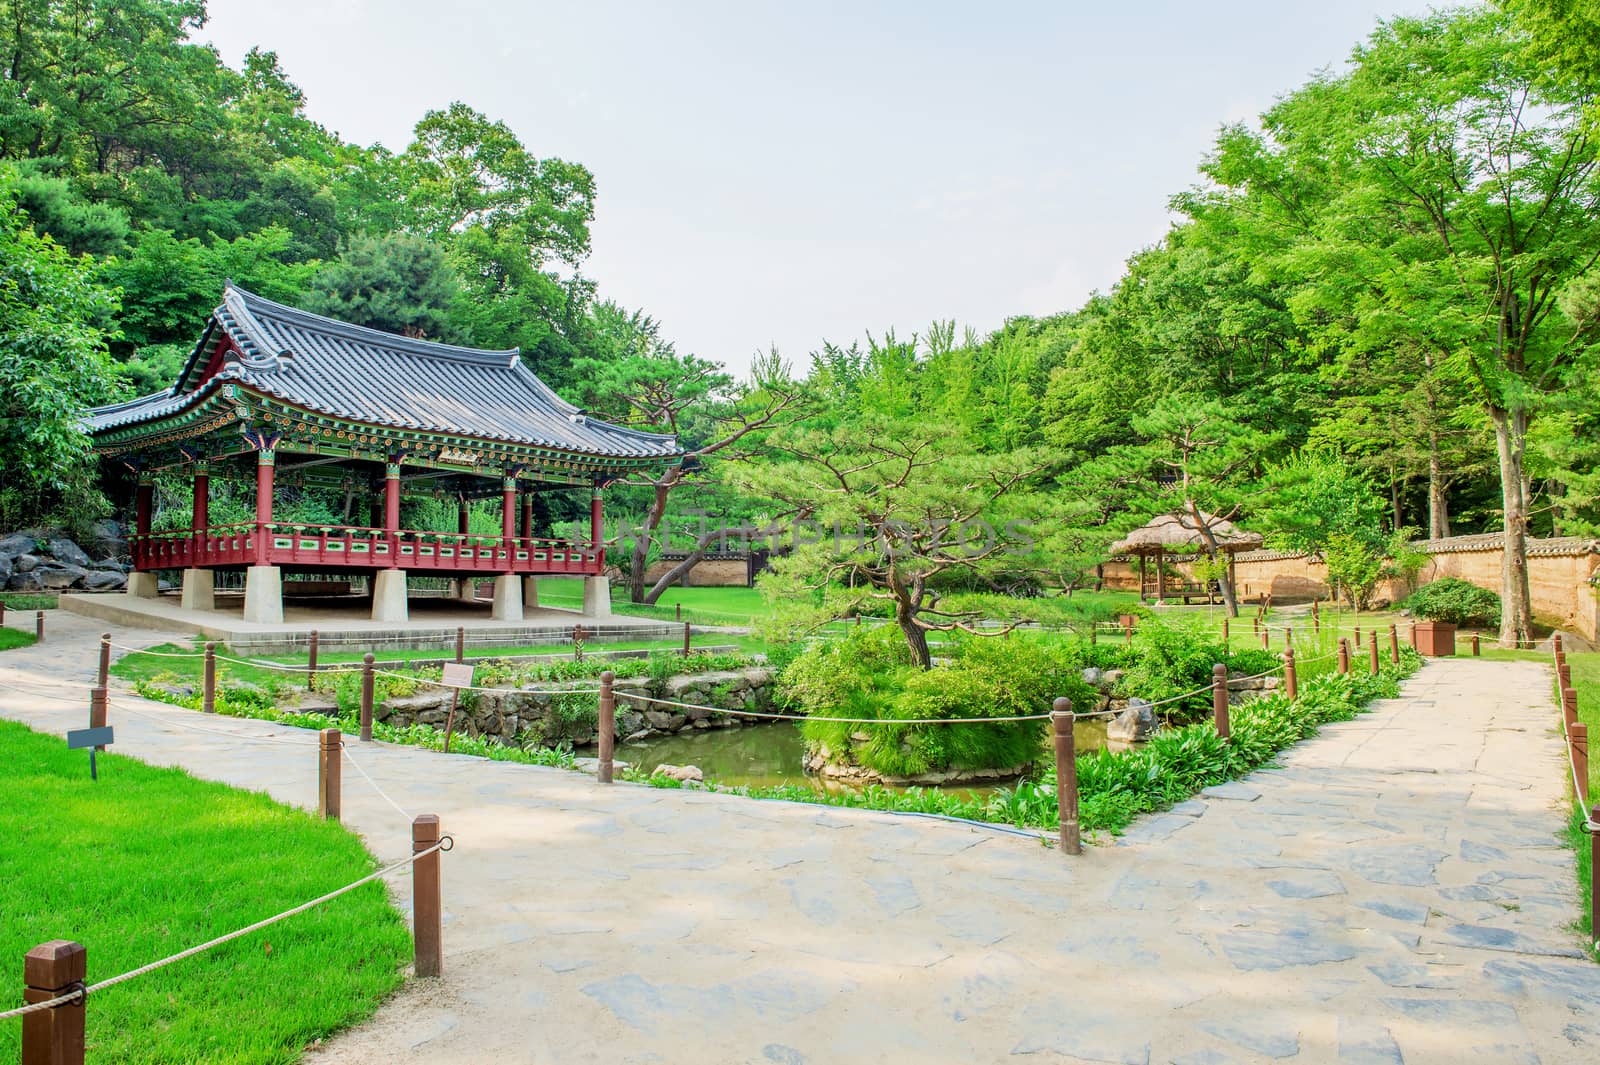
3, 610, 1597, 1064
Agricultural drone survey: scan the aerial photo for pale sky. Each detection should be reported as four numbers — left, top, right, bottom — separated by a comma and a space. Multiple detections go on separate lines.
202, 0, 1422, 376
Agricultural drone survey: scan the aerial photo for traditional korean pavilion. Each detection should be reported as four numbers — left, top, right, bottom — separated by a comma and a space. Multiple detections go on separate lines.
86, 284, 681, 625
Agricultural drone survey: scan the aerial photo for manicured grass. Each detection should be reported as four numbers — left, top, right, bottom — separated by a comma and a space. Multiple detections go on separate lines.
540, 577, 772, 626
0, 719, 410, 1063
0, 592, 58, 610
0, 627, 34, 651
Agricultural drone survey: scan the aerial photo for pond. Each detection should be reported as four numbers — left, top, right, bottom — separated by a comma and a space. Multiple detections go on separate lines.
614, 716, 1119, 795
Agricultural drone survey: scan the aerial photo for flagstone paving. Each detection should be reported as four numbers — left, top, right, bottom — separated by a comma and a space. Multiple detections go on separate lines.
2, 610, 1596, 1064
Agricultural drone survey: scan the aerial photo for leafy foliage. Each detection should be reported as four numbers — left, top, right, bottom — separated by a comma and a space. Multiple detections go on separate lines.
1406, 578, 1502, 627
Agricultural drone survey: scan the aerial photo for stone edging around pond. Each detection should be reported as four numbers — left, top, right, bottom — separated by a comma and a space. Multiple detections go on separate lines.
313, 667, 778, 748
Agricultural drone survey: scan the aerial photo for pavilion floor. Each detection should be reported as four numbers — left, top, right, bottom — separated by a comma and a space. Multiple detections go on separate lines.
57, 590, 676, 655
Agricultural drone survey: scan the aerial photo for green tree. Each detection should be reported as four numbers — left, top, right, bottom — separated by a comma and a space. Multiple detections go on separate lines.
0, 173, 124, 527
303, 233, 463, 341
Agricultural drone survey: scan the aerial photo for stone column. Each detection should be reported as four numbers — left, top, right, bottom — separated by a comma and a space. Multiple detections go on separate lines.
371, 568, 409, 623
583, 575, 612, 618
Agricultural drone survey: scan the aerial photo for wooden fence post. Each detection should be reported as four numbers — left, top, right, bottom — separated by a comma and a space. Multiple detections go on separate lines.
1554, 633, 1564, 656
319, 728, 341, 821
359, 653, 375, 742
1390, 624, 1400, 664
1337, 638, 1350, 676
1369, 636, 1380, 676
597, 671, 616, 784
202, 641, 216, 714
1572, 722, 1589, 808
1260, 629, 1269, 650
0, 599, 6, 625
1355, 625, 1362, 648
413, 815, 443, 977
1409, 622, 1417, 650
455, 626, 465, 664
1212, 664, 1230, 741
307, 629, 319, 691
676, 603, 682, 621
1590, 804, 1599, 954
1284, 626, 1292, 649
1222, 617, 1229, 643
89, 633, 111, 751
683, 621, 691, 657
35, 610, 44, 643
1284, 648, 1298, 701
21, 940, 85, 1065
1471, 634, 1480, 656
1563, 686, 1578, 731
1049, 698, 1080, 855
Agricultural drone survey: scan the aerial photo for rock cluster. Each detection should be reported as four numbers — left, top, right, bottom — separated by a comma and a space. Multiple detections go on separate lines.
355, 667, 777, 750
0, 524, 130, 592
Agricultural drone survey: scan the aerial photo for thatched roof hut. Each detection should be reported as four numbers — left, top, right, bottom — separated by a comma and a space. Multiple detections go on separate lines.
1110, 511, 1262, 603
1109, 511, 1263, 556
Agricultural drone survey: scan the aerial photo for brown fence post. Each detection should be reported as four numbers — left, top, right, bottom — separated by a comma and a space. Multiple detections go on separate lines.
307, 629, 319, 691
1471, 634, 1480, 656
1554, 633, 1564, 656
683, 621, 692, 658
1212, 664, 1230, 741
1369, 636, 1380, 676
1284, 648, 1298, 701
1389, 624, 1400, 664
676, 602, 682, 621
1563, 686, 1578, 731
1049, 698, 1080, 855
1590, 804, 1599, 953
1355, 625, 1362, 648
21, 940, 86, 1065
0, 599, 6, 625
1560, 662, 1573, 692
1284, 626, 1292, 649
1337, 638, 1350, 676
1260, 629, 1269, 650
319, 728, 342, 821
1409, 622, 1417, 649
359, 653, 375, 742
1572, 722, 1589, 808
1222, 617, 1229, 643
455, 626, 465, 664
202, 641, 216, 714
35, 610, 44, 643
89, 632, 111, 751
597, 671, 616, 785
413, 815, 443, 977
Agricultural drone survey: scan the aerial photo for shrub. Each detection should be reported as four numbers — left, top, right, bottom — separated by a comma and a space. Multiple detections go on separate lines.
1406, 578, 1500, 627
1116, 625, 1277, 720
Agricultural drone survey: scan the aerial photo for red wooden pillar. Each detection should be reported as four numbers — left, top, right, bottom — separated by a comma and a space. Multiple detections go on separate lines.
192, 461, 209, 561
521, 494, 534, 545
384, 461, 401, 563
134, 476, 154, 538
501, 475, 517, 565
590, 485, 603, 548
254, 449, 275, 565
457, 497, 469, 537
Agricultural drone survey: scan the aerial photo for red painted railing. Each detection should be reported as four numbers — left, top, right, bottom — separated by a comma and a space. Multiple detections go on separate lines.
130, 524, 604, 576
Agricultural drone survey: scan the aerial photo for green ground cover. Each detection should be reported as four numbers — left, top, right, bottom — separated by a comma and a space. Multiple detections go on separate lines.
0, 593, 58, 611
0, 627, 34, 651
538, 577, 772, 626
0, 719, 409, 1063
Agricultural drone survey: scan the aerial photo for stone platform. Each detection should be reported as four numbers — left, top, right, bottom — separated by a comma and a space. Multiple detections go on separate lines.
57, 590, 675, 654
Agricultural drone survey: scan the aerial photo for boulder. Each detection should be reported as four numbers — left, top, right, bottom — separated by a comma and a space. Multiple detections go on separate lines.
1103, 669, 1126, 686
45, 538, 91, 567
36, 564, 87, 589
1081, 666, 1106, 689
81, 519, 127, 558
6, 572, 44, 592
14, 553, 39, 573
0, 533, 37, 560
0, 555, 10, 581
643, 709, 677, 731
1106, 697, 1157, 743
90, 559, 128, 572
653, 763, 703, 783
83, 570, 126, 591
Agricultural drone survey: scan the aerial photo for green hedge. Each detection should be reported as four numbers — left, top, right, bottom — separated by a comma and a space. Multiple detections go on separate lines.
1406, 578, 1500, 627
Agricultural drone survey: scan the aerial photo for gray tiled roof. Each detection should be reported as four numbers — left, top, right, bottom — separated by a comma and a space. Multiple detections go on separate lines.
88, 285, 680, 460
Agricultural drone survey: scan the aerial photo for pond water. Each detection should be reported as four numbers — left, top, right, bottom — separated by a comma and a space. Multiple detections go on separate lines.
614, 717, 1118, 795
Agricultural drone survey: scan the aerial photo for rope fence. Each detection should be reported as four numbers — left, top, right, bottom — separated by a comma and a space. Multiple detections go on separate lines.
1549, 637, 1598, 955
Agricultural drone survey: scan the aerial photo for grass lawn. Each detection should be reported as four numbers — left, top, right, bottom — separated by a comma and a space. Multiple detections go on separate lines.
0, 627, 34, 651
540, 577, 772, 626
0, 592, 58, 611
0, 719, 410, 1063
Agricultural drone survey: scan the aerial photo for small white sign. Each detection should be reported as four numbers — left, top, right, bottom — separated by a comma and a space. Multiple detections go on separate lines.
441, 662, 475, 689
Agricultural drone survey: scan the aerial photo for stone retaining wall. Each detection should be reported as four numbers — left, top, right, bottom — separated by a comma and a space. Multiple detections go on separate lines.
367, 667, 776, 748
